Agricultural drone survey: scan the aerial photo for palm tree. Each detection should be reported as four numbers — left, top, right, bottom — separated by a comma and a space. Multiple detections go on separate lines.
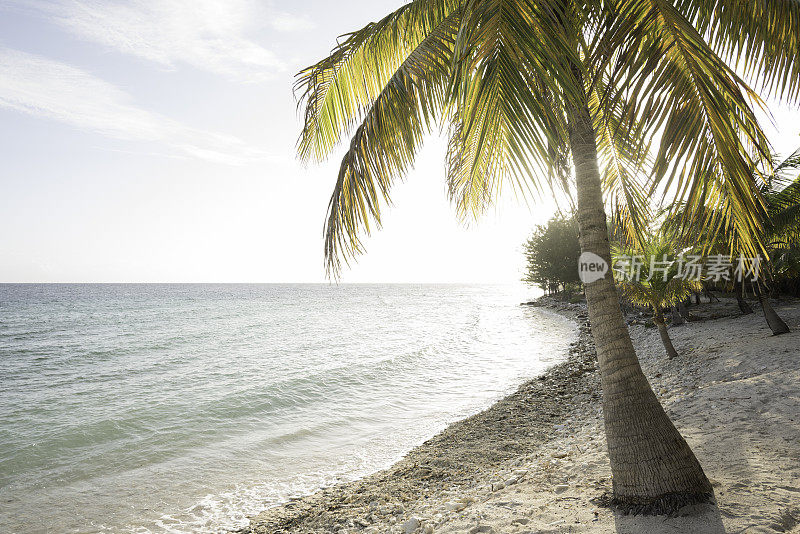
766, 173, 800, 290
613, 239, 702, 359
751, 148, 800, 334
733, 279, 754, 315
668, 148, 800, 335
767, 150, 800, 280
295, 0, 799, 507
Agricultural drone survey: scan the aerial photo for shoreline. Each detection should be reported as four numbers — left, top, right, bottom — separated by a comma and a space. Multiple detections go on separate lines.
244, 299, 601, 533
245, 296, 800, 533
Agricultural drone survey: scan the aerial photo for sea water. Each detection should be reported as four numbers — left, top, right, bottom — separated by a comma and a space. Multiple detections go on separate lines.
0, 284, 575, 533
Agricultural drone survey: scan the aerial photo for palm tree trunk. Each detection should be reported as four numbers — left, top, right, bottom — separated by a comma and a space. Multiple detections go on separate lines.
678, 300, 690, 319
704, 287, 719, 303
567, 99, 711, 506
753, 281, 790, 335
654, 308, 680, 359
670, 306, 685, 326
735, 280, 753, 315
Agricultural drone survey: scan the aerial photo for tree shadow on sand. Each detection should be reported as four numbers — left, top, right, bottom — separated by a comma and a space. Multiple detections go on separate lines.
612, 501, 726, 533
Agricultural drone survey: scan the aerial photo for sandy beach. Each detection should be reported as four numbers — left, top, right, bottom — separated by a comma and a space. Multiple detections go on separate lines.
244, 296, 800, 534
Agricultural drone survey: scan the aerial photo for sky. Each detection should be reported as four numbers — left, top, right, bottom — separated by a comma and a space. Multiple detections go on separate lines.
1, 1, 799, 283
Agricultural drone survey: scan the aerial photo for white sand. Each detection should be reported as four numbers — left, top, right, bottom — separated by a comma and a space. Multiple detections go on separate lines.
430, 300, 800, 534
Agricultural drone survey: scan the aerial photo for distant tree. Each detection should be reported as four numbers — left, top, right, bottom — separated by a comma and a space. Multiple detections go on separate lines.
523, 215, 581, 295
613, 237, 702, 359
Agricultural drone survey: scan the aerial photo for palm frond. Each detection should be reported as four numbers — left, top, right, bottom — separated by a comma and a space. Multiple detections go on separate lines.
322, 8, 462, 277
678, 0, 800, 103
613, 237, 702, 309
772, 145, 800, 179
445, 0, 578, 219
764, 148, 800, 239
610, 0, 772, 258
295, 0, 459, 163
588, 74, 651, 248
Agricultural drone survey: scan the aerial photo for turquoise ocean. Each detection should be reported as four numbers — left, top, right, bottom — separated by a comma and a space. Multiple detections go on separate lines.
0, 284, 574, 533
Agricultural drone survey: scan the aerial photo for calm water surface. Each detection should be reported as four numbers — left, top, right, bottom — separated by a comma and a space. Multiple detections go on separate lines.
0, 284, 574, 533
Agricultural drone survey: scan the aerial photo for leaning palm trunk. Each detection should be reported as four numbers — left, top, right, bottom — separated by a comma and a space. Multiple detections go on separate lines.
670, 306, 685, 326
735, 280, 753, 315
654, 308, 680, 359
568, 100, 711, 504
704, 287, 719, 303
753, 281, 790, 335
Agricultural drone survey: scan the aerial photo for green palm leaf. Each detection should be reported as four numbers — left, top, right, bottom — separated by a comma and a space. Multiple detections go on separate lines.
679, 0, 800, 103
608, 0, 772, 257
296, 0, 459, 163
322, 9, 462, 276
588, 74, 650, 248
445, 0, 580, 218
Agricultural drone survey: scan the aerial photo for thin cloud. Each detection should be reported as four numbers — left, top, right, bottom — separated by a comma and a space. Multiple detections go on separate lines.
269, 11, 315, 32
22, 0, 314, 81
0, 48, 266, 165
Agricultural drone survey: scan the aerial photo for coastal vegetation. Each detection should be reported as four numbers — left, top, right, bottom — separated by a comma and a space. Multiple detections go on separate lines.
612, 237, 701, 359
763, 149, 800, 293
522, 215, 581, 296
663, 147, 800, 335
296, 0, 800, 511
525, 150, 800, 343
